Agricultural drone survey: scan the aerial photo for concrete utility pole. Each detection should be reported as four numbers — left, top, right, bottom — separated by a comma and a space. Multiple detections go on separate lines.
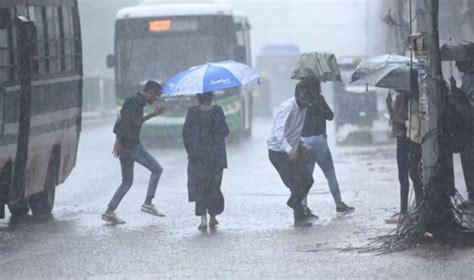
414, 0, 454, 199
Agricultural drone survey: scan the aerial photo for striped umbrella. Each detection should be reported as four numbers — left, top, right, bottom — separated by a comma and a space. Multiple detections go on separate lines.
163, 60, 259, 96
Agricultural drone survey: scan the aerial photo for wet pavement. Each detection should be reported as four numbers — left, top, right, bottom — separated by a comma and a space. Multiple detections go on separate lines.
1, 119, 473, 278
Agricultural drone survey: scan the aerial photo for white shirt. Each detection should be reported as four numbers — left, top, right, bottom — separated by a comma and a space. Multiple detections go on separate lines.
267, 97, 307, 153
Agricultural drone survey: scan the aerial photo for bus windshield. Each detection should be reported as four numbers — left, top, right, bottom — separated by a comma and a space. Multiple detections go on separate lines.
115, 17, 236, 96
119, 33, 234, 86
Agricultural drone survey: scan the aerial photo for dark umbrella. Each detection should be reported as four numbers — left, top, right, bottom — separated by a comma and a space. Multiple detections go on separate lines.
291, 52, 341, 82
440, 42, 474, 62
350, 64, 418, 91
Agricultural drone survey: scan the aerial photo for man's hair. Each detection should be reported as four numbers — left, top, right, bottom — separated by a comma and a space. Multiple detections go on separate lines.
143, 80, 162, 93
295, 81, 310, 97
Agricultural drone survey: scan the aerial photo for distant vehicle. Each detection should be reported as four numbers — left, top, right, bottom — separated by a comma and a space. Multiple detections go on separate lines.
0, 0, 83, 218
107, 0, 253, 140
333, 56, 390, 145
255, 44, 300, 117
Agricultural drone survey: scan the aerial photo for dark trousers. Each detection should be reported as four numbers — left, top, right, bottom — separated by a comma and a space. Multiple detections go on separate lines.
108, 145, 163, 210
191, 166, 225, 217
460, 147, 474, 200
397, 137, 423, 214
268, 150, 314, 221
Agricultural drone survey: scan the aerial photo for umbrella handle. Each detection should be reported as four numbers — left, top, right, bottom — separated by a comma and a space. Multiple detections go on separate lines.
450, 61, 453, 78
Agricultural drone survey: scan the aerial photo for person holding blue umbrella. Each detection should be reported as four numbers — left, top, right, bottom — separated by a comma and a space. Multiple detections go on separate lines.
183, 92, 229, 230
165, 60, 258, 230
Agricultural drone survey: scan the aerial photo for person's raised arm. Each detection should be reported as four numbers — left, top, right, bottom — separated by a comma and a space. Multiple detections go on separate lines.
316, 95, 334, 120
143, 107, 165, 123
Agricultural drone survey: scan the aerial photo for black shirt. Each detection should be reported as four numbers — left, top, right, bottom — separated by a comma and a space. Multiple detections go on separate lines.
113, 92, 147, 149
301, 94, 334, 137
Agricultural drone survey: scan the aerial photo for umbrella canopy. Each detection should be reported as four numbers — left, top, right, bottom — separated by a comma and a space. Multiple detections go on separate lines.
351, 54, 416, 82
440, 42, 474, 61
350, 64, 417, 91
291, 52, 341, 82
163, 60, 259, 96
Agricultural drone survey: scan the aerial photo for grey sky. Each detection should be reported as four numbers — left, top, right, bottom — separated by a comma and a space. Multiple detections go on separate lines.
79, 0, 386, 77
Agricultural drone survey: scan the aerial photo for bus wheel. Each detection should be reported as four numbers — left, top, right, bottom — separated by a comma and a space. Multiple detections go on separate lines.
29, 156, 58, 217
8, 200, 29, 218
2, 163, 28, 218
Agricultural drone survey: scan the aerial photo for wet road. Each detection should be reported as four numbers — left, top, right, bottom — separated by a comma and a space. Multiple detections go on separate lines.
1, 119, 473, 278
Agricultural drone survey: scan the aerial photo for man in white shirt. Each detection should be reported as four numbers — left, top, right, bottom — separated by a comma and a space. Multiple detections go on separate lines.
268, 81, 314, 227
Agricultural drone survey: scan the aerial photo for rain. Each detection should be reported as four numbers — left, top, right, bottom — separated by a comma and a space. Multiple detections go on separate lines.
1, 0, 474, 278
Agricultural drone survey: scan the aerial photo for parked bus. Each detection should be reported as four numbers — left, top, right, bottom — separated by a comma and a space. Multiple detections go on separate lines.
255, 44, 300, 117
0, 0, 82, 218
107, 0, 253, 140
334, 56, 390, 144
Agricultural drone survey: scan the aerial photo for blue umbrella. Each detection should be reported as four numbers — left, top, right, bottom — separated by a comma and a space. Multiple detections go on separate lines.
163, 60, 259, 96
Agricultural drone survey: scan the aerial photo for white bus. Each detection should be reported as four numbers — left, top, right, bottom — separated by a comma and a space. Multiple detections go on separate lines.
0, 0, 83, 218
107, 0, 253, 140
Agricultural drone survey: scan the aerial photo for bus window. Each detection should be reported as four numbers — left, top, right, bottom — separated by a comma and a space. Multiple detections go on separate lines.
0, 7, 17, 82
46, 6, 58, 73
57, 7, 66, 71
63, 7, 75, 71
33, 6, 44, 75
234, 24, 246, 63
0, 8, 9, 83
40, 6, 50, 74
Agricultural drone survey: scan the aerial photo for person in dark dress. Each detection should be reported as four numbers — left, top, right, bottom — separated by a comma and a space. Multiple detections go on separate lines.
183, 92, 230, 230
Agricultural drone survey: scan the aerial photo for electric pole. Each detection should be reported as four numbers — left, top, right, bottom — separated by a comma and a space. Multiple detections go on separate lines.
414, 0, 455, 230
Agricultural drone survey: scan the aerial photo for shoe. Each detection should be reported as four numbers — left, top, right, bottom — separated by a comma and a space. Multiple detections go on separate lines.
304, 207, 319, 220
141, 204, 165, 217
209, 216, 219, 228
294, 218, 313, 227
198, 216, 208, 230
102, 212, 125, 224
384, 213, 404, 224
336, 202, 355, 216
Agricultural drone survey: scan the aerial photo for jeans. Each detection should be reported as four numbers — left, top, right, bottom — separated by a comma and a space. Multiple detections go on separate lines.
108, 145, 163, 211
301, 135, 342, 205
397, 137, 423, 214
268, 150, 314, 221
